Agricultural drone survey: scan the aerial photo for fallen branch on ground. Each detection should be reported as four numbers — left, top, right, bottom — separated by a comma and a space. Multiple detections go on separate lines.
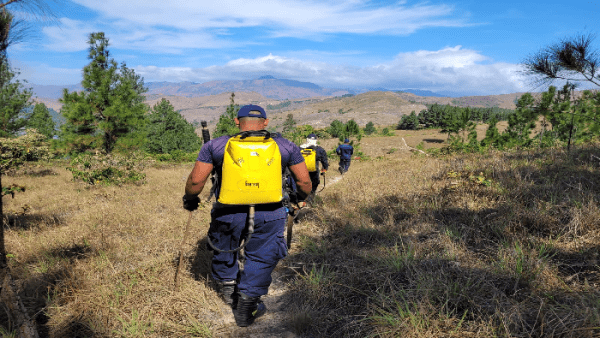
400, 138, 428, 155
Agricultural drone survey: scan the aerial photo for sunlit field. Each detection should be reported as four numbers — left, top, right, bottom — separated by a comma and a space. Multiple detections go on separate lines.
1, 128, 599, 337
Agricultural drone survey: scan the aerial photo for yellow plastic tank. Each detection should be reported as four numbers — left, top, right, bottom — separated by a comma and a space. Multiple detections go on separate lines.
218, 135, 283, 205
301, 148, 317, 172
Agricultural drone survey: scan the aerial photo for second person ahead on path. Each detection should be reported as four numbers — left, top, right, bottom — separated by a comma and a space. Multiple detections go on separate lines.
300, 133, 329, 195
336, 138, 354, 174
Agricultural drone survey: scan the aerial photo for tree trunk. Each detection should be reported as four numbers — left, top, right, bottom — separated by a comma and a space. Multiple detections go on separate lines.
567, 112, 575, 152
1, 270, 40, 338
0, 173, 5, 269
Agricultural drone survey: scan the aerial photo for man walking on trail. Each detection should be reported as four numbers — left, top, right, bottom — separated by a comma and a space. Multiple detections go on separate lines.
336, 138, 354, 174
300, 133, 329, 195
183, 104, 312, 328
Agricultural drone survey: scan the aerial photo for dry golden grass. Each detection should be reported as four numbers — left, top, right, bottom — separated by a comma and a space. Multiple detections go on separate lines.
1, 132, 599, 337
2, 162, 220, 337
283, 141, 600, 337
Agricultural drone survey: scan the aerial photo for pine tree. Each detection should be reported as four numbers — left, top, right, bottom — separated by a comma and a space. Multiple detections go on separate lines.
214, 92, 239, 137
60, 32, 148, 154
481, 116, 501, 148
27, 102, 55, 139
145, 98, 201, 154
397, 111, 419, 130
344, 119, 360, 136
502, 93, 537, 148
328, 120, 344, 137
364, 121, 376, 135
0, 55, 31, 138
523, 33, 599, 87
282, 113, 296, 135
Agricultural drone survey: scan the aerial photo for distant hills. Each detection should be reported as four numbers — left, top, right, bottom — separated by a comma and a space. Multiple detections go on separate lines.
28, 76, 528, 130
145, 77, 352, 100
29, 76, 457, 102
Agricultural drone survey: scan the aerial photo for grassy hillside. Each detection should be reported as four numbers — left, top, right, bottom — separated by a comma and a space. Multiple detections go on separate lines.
2, 132, 599, 337
267, 91, 428, 129
31, 90, 527, 132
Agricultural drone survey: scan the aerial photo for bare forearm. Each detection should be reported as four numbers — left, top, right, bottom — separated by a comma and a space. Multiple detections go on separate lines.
296, 179, 312, 198
185, 175, 207, 195
184, 161, 213, 196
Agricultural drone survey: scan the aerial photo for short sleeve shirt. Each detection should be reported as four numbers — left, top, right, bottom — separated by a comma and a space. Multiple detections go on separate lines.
197, 133, 304, 199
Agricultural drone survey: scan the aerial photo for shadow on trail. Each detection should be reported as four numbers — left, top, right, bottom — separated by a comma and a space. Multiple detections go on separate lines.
422, 138, 445, 144
4, 211, 66, 231
190, 236, 213, 282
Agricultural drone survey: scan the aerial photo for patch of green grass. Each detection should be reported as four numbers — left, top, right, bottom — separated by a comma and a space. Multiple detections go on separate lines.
186, 320, 212, 337
113, 309, 154, 337
300, 263, 333, 288
0, 328, 17, 338
378, 243, 415, 272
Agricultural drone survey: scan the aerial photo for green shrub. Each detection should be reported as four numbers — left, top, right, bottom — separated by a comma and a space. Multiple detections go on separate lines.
67, 153, 147, 186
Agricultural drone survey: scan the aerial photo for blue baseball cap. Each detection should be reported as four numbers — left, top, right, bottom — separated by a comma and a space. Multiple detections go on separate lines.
307, 133, 317, 140
237, 105, 267, 119
344, 138, 349, 143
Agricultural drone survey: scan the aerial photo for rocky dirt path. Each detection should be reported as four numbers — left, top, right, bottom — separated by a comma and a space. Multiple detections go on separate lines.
208, 267, 299, 337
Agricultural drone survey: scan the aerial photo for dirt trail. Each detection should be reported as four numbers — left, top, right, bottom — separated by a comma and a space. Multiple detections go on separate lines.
211, 174, 344, 337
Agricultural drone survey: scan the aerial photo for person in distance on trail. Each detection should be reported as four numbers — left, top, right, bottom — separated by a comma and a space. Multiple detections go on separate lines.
183, 104, 312, 327
299, 133, 329, 195
336, 138, 354, 174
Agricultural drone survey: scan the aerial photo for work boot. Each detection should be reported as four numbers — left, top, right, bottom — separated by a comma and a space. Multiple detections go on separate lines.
233, 291, 267, 327
216, 280, 237, 306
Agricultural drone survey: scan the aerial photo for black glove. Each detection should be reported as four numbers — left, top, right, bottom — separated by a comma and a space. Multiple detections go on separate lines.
182, 194, 200, 211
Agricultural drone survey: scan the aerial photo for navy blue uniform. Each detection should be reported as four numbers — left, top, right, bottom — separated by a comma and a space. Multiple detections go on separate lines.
336, 143, 354, 173
302, 145, 329, 193
197, 134, 304, 297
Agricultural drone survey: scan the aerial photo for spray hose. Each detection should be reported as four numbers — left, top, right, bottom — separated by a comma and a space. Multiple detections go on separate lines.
206, 205, 255, 271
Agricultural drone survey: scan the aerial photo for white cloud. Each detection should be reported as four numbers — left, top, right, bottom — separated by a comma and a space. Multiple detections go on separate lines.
69, 0, 470, 37
42, 18, 95, 52
135, 47, 528, 95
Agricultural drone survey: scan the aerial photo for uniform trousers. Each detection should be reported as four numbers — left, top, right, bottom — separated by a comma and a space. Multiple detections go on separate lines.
208, 203, 287, 298
339, 159, 351, 173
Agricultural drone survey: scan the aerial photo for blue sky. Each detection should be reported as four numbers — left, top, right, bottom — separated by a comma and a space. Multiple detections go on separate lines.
9, 0, 600, 95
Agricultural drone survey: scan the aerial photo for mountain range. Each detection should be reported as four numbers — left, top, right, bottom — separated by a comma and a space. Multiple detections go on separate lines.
29, 76, 454, 102
29, 76, 527, 130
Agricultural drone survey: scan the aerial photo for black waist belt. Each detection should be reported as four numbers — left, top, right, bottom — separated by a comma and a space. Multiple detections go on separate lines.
213, 202, 284, 213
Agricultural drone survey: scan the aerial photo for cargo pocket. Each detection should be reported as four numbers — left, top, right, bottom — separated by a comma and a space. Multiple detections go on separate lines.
248, 208, 287, 263
208, 213, 237, 252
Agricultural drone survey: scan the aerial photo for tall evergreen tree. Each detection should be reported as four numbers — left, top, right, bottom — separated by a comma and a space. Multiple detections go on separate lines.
398, 111, 420, 130
282, 113, 296, 135
502, 93, 537, 147
60, 32, 148, 153
481, 116, 501, 148
213, 92, 239, 137
0, 55, 31, 137
344, 119, 360, 135
328, 119, 344, 138
363, 121, 376, 135
145, 98, 201, 154
27, 102, 55, 139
